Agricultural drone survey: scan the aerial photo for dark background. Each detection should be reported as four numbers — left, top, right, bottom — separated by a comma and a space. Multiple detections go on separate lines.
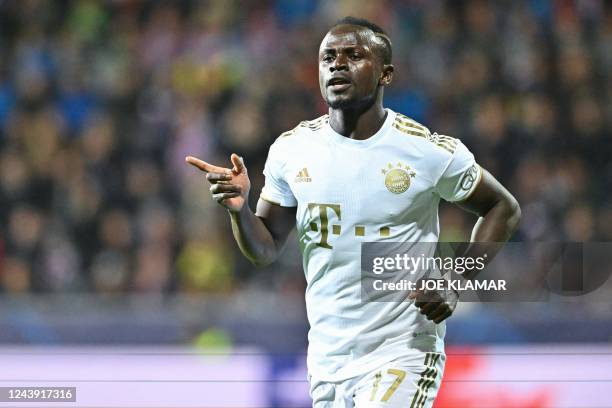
0, 0, 610, 348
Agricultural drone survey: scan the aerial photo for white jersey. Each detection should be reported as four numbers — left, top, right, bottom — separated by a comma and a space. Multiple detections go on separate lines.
260, 109, 482, 382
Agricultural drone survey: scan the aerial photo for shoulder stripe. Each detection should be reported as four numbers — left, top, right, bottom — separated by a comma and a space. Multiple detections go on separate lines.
299, 114, 328, 131
437, 136, 458, 146
437, 140, 456, 149
436, 138, 457, 148
393, 114, 459, 154
278, 130, 295, 139
276, 115, 328, 140
394, 117, 428, 133
434, 142, 454, 154
431, 133, 458, 153
392, 122, 427, 138
395, 113, 428, 132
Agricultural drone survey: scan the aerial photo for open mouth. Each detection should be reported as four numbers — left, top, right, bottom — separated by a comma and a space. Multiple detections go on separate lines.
327, 77, 351, 91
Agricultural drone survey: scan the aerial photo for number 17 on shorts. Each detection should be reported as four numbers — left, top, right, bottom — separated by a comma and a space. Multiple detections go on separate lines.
354, 352, 445, 408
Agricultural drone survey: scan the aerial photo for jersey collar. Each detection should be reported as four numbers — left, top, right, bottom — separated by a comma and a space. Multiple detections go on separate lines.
325, 109, 396, 149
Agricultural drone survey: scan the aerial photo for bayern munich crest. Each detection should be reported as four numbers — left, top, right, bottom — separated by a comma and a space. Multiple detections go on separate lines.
381, 162, 416, 194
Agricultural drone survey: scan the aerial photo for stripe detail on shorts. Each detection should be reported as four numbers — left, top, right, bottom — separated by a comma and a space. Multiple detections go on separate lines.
409, 353, 441, 408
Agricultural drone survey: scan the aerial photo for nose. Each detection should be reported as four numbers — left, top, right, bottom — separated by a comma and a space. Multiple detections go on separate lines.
330, 54, 348, 72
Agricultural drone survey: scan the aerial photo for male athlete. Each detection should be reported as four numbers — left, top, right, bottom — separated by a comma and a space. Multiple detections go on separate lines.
187, 17, 520, 408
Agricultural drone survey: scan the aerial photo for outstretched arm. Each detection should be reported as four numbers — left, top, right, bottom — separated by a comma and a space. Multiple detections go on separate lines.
186, 154, 296, 266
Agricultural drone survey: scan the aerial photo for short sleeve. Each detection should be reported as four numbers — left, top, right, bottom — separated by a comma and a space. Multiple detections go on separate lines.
260, 142, 298, 207
435, 140, 482, 202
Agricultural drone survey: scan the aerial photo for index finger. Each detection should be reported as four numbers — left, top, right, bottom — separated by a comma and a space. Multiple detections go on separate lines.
185, 156, 231, 174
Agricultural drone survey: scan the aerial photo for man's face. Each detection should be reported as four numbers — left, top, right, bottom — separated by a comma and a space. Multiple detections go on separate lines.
319, 25, 387, 109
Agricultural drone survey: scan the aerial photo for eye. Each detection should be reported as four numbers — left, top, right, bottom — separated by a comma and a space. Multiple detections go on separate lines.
350, 53, 362, 61
322, 54, 334, 63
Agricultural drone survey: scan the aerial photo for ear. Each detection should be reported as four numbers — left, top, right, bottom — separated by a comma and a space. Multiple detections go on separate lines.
379, 64, 394, 86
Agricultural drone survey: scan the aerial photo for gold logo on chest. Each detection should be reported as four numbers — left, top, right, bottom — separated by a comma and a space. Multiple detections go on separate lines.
295, 167, 312, 183
381, 162, 416, 194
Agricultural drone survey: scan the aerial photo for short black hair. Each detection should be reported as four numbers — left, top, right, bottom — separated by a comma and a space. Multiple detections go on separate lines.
332, 16, 392, 64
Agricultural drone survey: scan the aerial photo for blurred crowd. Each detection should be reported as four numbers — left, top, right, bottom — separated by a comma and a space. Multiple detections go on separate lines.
0, 0, 610, 294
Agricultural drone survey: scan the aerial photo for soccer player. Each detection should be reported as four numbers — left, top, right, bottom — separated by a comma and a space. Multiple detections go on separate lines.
186, 16, 520, 408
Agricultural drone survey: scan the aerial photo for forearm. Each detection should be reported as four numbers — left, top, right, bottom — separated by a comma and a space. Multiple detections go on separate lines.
471, 195, 521, 241
229, 206, 280, 266
462, 197, 521, 279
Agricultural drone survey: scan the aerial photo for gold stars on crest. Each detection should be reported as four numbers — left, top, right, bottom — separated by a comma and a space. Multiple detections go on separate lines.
381, 162, 416, 194
381, 162, 416, 178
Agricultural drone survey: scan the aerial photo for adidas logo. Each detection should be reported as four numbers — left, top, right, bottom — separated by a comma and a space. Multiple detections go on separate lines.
295, 167, 312, 183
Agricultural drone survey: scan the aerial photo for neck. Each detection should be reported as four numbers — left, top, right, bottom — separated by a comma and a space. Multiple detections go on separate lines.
328, 96, 387, 140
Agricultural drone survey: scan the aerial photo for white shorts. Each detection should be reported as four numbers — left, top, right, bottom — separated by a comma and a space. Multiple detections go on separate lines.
309, 352, 445, 408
